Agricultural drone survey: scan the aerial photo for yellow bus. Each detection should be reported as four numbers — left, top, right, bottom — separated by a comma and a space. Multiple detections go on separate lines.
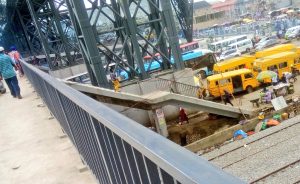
294, 47, 300, 73
254, 51, 299, 79
207, 69, 259, 97
213, 55, 256, 73
255, 44, 296, 59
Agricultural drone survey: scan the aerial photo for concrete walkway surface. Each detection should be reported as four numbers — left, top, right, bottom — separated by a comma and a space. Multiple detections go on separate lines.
0, 77, 96, 184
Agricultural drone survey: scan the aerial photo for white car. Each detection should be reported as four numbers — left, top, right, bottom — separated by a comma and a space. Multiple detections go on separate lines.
285, 26, 300, 40
218, 49, 241, 61
255, 35, 277, 47
255, 39, 278, 51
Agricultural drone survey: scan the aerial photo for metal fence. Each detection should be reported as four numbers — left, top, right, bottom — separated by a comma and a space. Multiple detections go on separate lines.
154, 78, 199, 98
21, 60, 243, 184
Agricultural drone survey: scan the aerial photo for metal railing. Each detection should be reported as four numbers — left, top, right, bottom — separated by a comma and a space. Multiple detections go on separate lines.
154, 78, 199, 97
21, 60, 244, 184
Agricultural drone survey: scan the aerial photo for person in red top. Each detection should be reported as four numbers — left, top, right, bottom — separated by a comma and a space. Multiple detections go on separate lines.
9, 46, 24, 77
179, 107, 189, 124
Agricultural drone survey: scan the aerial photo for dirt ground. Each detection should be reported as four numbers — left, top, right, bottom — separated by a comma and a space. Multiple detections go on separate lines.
168, 114, 238, 145
0, 77, 96, 184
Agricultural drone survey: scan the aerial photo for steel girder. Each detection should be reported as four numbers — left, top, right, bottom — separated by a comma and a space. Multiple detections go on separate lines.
171, 0, 193, 42
12, 0, 82, 69
7, 0, 184, 88
65, 0, 110, 87
65, 0, 184, 84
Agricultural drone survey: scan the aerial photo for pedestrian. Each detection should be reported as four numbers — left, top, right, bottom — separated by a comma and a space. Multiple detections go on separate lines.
178, 107, 189, 124
283, 72, 293, 83
8, 46, 24, 77
272, 75, 278, 86
110, 68, 120, 92
196, 86, 206, 99
223, 90, 233, 106
281, 73, 287, 83
0, 46, 22, 99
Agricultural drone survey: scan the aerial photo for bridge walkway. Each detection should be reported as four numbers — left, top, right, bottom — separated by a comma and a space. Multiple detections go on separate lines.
0, 77, 96, 184
66, 81, 253, 118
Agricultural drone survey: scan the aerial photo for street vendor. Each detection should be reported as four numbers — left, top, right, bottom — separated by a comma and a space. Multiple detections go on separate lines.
260, 87, 272, 103
282, 72, 293, 83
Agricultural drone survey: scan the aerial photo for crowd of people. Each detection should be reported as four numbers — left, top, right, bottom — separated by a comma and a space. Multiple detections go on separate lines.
0, 46, 23, 99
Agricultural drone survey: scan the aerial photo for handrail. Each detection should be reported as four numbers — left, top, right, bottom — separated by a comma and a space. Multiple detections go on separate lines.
21, 60, 244, 184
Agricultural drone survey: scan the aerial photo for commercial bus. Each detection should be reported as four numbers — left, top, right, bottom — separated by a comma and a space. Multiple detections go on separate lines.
208, 35, 248, 53
213, 55, 256, 73
207, 69, 259, 97
227, 39, 253, 53
255, 44, 296, 59
143, 41, 217, 79
254, 51, 299, 79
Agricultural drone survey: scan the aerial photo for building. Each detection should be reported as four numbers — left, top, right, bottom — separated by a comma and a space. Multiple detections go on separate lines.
193, 1, 228, 30
292, 0, 300, 8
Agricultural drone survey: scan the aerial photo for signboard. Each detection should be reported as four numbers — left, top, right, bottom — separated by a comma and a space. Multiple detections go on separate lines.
155, 109, 169, 137
271, 96, 288, 111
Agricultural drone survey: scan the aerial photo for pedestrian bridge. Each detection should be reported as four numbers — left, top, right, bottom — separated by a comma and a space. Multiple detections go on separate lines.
3, 0, 245, 182
20, 61, 244, 183
65, 80, 253, 118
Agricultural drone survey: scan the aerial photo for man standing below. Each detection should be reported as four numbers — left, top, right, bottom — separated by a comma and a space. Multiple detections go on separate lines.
0, 46, 22, 99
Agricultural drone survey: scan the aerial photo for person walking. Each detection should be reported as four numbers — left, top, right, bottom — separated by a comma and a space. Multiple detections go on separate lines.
9, 46, 24, 77
223, 90, 233, 106
0, 46, 22, 99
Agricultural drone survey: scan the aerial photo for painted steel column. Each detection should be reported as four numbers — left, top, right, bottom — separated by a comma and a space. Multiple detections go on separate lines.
111, 0, 135, 78
48, 0, 73, 65
118, 0, 148, 79
147, 0, 170, 70
16, 10, 35, 56
26, 0, 53, 69
64, 0, 98, 86
160, 0, 184, 70
66, 0, 109, 88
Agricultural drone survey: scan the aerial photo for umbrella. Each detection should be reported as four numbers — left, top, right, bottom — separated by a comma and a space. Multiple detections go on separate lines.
256, 71, 277, 82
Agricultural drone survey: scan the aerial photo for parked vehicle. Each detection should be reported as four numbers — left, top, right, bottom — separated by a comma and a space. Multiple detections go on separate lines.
207, 69, 259, 97
255, 44, 296, 58
214, 55, 256, 73
254, 35, 277, 47
208, 35, 247, 53
142, 41, 217, 79
254, 51, 299, 80
218, 49, 241, 61
285, 26, 300, 40
255, 38, 278, 51
227, 39, 253, 53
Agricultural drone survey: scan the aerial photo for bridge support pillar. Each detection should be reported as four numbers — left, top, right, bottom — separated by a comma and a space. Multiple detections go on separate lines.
152, 108, 168, 137
65, 0, 110, 88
